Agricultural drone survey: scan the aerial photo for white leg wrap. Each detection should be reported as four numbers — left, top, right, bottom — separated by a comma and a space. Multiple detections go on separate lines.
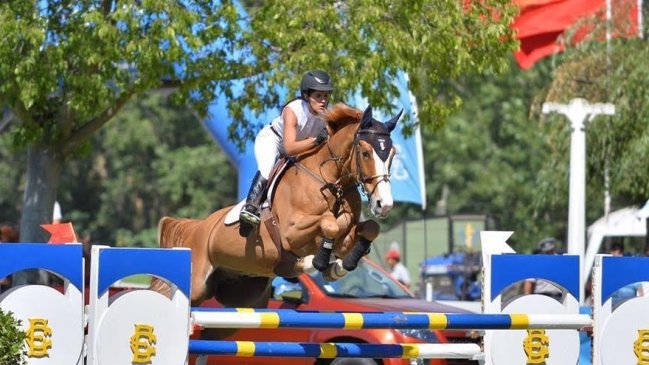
301, 255, 317, 274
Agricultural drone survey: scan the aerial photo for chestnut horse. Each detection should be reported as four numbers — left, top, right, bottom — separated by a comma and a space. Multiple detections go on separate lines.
155, 103, 401, 309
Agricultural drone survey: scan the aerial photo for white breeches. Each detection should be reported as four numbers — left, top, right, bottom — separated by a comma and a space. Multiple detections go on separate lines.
254, 125, 282, 179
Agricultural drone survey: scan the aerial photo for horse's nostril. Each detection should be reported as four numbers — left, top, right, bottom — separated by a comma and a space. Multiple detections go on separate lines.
376, 200, 382, 208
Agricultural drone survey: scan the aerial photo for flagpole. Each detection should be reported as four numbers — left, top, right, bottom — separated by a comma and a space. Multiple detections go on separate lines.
639, 0, 644, 39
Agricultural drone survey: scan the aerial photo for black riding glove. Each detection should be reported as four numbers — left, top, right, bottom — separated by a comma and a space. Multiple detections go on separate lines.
315, 128, 329, 145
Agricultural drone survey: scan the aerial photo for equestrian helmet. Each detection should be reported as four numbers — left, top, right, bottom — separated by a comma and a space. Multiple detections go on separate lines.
300, 70, 334, 97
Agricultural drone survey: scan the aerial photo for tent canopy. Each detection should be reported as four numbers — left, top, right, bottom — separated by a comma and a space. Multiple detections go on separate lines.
584, 200, 649, 280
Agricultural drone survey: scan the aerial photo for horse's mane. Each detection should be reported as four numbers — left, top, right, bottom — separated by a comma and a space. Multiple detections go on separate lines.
324, 103, 361, 134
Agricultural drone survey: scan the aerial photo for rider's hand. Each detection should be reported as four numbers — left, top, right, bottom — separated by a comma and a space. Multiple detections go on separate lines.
315, 128, 329, 146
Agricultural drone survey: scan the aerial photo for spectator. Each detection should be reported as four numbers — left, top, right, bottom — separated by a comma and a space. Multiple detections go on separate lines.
384, 249, 411, 288
0, 224, 19, 290
523, 237, 564, 301
609, 242, 625, 257
609, 242, 641, 307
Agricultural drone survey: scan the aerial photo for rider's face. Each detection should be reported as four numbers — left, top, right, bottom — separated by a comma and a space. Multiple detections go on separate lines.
307, 91, 330, 115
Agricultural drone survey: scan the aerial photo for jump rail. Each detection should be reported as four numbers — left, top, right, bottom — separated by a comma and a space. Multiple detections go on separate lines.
191, 308, 592, 330
189, 340, 482, 359
2, 231, 649, 365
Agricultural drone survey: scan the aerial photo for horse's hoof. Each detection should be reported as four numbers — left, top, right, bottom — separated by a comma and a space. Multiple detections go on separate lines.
330, 259, 347, 279
323, 259, 348, 281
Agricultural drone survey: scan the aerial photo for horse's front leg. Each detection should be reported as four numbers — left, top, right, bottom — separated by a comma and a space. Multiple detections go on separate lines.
312, 214, 341, 272
342, 220, 380, 271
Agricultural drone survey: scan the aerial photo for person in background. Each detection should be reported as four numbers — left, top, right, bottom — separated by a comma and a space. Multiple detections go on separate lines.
609, 242, 641, 306
523, 237, 564, 301
384, 249, 411, 288
0, 224, 19, 290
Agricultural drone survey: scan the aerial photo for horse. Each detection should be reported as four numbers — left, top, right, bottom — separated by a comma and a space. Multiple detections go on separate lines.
154, 103, 401, 311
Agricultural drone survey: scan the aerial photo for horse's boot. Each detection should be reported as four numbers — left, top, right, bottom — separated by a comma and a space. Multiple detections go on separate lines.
240, 171, 267, 227
313, 238, 335, 272
342, 238, 372, 271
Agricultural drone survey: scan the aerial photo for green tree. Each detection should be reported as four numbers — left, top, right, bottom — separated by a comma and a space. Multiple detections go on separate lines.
60, 93, 237, 247
421, 57, 567, 249
0, 1, 515, 248
543, 39, 649, 220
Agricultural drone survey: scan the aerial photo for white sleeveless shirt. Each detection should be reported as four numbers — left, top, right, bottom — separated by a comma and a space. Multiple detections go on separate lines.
269, 99, 325, 141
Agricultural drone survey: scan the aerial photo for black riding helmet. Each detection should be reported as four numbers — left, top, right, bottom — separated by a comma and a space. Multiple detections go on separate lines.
300, 70, 334, 98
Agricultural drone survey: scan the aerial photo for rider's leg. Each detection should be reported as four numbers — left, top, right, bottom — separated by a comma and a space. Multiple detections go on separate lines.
240, 171, 268, 225
239, 126, 277, 227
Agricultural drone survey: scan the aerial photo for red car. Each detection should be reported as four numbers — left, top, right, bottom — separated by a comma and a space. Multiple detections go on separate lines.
191, 258, 480, 365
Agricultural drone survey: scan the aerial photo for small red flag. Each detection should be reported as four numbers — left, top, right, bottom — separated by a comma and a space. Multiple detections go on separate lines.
41, 223, 78, 244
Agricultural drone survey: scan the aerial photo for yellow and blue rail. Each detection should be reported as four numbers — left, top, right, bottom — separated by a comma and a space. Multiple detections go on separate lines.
191, 307, 591, 330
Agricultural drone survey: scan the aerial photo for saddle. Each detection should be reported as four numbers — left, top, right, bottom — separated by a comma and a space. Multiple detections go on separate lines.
223, 157, 293, 225
224, 158, 303, 277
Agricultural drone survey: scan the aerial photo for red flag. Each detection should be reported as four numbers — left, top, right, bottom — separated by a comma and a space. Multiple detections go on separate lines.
513, 0, 639, 69
41, 223, 78, 244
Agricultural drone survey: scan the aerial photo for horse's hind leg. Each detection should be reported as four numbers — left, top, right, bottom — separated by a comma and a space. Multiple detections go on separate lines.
342, 220, 380, 271
190, 251, 216, 305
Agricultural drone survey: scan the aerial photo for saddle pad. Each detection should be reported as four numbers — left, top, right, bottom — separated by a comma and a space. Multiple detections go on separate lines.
224, 200, 246, 225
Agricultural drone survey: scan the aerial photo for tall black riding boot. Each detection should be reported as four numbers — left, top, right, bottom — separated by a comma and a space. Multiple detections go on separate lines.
240, 171, 268, 226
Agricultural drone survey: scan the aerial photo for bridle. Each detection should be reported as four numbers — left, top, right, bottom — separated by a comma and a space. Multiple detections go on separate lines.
292, 126, 393, 214
352, 129, 392, 198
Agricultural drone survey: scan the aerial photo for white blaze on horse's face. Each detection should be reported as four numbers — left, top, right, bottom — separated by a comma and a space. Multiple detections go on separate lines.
357, 104, 402, 219
368, 148, 394, 218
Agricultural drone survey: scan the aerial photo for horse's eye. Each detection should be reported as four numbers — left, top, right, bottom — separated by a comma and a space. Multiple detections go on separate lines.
362, 151, 371, 159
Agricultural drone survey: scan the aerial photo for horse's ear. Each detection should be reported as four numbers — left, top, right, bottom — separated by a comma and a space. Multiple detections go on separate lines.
361, 105, 373, 128
385, 109, 403, 132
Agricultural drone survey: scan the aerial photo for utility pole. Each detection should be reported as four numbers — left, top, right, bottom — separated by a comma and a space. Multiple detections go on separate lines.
542, 98, 615, 304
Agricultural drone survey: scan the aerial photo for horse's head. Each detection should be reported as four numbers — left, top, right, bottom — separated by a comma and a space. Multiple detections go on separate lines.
353, 105, 402, 218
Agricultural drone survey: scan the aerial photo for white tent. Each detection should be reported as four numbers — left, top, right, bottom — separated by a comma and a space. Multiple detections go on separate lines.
584, 200, 649, 279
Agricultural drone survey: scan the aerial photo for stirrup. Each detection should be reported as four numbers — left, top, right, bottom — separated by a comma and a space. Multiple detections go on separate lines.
240, 209, 261, 225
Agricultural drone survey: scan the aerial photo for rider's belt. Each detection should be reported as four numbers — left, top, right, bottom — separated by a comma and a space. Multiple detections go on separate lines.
270, 126, 282, 139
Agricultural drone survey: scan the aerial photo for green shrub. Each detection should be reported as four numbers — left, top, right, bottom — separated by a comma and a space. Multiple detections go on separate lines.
0, 308, 26, 365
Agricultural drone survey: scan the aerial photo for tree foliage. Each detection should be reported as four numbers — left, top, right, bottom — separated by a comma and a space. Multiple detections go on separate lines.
0, 0, 515, 244
419, 57, 570, 249
61, 93, 236, 247
1, 93, 236, 246
542, 38, 649, 225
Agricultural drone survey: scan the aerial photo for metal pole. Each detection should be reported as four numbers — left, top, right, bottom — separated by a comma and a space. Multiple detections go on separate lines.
542, 98, 615, 304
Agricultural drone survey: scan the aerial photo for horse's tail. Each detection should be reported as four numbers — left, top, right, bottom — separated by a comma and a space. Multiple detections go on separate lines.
151, 216, 194, 298
157, 216, 193, 249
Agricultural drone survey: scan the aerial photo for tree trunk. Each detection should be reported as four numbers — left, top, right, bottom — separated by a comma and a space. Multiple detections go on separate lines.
14, 144, 63, 284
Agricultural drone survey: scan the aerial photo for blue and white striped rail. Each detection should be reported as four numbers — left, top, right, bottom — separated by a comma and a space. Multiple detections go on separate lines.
189, 340, 482, 359
191, 308, 592, 330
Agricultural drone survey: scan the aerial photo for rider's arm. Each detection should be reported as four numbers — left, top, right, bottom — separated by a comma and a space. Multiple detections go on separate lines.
282, 107, 318, 156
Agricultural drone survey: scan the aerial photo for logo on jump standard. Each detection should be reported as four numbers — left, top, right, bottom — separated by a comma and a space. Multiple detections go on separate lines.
25, 317, 53, 357
633, 329, 649, 364
523, 329, 550, 364
130, 324, 157, 364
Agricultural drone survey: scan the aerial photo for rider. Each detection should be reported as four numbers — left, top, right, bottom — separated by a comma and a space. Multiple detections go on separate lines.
239, 70, 333, 233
